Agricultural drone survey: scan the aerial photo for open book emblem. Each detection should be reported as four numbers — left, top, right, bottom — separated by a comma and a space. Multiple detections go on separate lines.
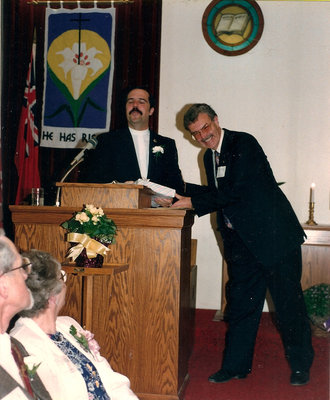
215, 13, 250, 36
202, 0, 264, 56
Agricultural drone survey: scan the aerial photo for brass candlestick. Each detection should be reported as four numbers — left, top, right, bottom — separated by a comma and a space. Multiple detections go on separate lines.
305, 202, 318, 225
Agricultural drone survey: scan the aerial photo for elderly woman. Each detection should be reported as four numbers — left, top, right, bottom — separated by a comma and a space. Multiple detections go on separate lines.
10, 250, 138, 400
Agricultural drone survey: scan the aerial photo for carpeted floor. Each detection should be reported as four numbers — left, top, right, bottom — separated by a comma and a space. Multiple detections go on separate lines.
183, 310, 329, 400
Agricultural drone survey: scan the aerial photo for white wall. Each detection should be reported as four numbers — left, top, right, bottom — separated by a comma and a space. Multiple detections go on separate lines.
159, 0, 330, 309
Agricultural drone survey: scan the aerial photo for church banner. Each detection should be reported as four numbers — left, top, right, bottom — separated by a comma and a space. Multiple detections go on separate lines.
41, 7, 115, 148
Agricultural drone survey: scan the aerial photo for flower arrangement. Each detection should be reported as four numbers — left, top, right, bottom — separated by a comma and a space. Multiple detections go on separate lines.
152, 145, 164, 158
70, 325, 101, 361
61, 204, 117, 264
61, 204, 116, 244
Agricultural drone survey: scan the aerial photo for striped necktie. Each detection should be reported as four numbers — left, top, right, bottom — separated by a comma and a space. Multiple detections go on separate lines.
11, 340, 35, 398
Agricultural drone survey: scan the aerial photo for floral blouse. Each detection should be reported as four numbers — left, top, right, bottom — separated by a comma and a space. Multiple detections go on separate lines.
50, 332, 110, 400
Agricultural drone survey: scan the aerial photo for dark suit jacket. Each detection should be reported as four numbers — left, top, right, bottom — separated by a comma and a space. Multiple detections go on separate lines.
191, 129, 305, 267
0, 337, 51, 400
80, 128, 186, 194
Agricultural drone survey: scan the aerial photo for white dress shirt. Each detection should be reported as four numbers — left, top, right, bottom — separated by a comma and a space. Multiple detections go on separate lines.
130, 128, 150, 179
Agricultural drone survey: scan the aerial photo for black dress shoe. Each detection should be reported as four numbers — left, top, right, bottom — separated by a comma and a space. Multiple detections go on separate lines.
208, 369, 247, 383
290, 371, 310, 386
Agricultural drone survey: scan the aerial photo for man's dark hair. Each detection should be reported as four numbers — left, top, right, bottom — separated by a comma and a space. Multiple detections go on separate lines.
183, 103, 217, 131
124, 86, 156, 109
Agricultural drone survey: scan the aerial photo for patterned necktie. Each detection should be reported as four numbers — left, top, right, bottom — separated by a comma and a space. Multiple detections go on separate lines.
11, 340, 35, 398
214, 151, 220, 185
214, 151, 220, 167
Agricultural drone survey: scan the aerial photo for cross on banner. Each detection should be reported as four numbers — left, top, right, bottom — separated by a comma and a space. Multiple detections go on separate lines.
41, 7, 116, 149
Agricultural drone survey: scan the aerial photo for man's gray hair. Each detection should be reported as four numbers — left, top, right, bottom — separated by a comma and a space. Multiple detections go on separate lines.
183, 103, 217, 131
0, 231, 16, 274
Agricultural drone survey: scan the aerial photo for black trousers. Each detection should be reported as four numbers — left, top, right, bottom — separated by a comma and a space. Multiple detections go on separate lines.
221, 228, 314, 375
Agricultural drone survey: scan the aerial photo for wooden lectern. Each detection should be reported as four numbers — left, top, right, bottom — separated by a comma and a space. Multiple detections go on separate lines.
10, 183, 195, 400
57, 182, 153, 209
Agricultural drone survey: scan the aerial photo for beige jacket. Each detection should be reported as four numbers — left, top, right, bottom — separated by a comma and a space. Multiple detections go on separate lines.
10, 316, 138, 400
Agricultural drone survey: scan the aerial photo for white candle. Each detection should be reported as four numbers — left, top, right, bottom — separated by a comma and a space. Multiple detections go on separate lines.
310, 183, 315, 203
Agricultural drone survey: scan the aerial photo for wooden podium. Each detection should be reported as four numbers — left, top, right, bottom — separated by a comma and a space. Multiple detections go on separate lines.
57, 182, 153, 208
10, 183, 195, 400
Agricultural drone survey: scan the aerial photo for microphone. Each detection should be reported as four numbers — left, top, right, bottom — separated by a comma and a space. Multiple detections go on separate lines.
55, 137, 98, 206
70, 137, 98, 166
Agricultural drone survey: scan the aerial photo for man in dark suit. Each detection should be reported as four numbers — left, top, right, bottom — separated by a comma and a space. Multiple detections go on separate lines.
80, 87, 185, 201
171, 103, 314, 386
0, 231, 51, 399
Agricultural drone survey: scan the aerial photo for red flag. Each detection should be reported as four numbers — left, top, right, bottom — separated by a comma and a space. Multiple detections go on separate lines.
15, 42, 41, 205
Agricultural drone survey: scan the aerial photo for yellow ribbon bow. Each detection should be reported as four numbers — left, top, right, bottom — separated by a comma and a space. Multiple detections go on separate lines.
66, 232, 110, 261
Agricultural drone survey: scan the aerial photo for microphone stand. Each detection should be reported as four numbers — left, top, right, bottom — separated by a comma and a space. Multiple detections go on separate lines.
55, 158, 84, 207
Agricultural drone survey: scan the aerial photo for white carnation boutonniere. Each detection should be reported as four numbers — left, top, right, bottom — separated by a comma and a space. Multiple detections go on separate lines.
24, 356, 41, 380
70, 325, 101, 361
152, 145, 165, 159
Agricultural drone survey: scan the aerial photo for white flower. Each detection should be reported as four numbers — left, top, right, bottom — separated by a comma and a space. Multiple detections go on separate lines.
57, 43, 103, 100
96, 208, 104, 217
91, 216, 99, 225
75, 212, 90, 224
86, 204, 104, 217
152, 146, 164, 155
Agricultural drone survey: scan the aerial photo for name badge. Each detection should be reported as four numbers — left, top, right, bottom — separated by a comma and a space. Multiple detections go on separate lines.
217, 166, 226, 178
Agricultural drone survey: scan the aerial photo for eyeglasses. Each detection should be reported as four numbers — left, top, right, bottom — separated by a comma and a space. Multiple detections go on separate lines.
191, 122, 212, 139
0, 257, 32, 278
60, 270, 67, 283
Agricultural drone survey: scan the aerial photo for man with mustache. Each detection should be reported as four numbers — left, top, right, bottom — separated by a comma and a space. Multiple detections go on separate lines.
0, 230, 51, 399
171, 103, 314, 386
80, 87, 186, 200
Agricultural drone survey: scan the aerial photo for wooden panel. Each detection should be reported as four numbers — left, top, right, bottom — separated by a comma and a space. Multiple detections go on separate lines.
61, 273, 83, 322
178, 228, 195, 391
10, 206, 192, 229
107, 226, 182, 395
96, 269, 130, 371
301, 224, 330, 290
302, 224, 330, 246
58, 182, 152, 208
13, 222, 66, 259
301, 245, 330, 290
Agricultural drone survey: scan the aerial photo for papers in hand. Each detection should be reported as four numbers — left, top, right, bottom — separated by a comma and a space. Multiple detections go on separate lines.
135, 179, 175, 198
135, 179, 175, 207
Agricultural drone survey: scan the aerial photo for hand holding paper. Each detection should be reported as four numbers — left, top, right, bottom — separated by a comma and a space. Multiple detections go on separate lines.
135, 178, 176, 207
170, 194, 193, 209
